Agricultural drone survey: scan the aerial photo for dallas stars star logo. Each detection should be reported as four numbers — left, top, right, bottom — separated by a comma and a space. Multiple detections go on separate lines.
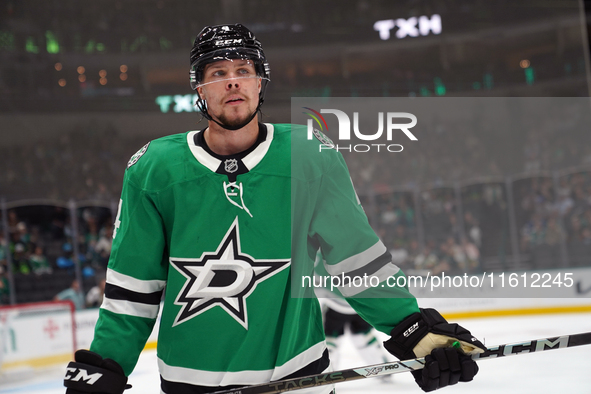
170, 218, 290, 329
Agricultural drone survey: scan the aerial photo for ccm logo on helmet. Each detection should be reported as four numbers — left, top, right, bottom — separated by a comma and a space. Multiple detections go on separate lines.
64, 368, 103, 385
215, 39, 243, 46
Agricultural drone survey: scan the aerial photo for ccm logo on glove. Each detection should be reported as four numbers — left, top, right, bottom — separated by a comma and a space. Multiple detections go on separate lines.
404, 322, 419, 337
64, 368, 103, 385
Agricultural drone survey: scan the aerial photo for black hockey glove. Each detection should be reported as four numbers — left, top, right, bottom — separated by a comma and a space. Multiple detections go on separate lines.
383, 308, 486, 392
64, 350, 131, 394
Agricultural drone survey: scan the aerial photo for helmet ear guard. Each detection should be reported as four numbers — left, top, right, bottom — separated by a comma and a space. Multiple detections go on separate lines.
190, 70, 197, 91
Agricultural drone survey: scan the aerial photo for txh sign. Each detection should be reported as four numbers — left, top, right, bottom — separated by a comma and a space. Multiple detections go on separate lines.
374, 15, 441, 40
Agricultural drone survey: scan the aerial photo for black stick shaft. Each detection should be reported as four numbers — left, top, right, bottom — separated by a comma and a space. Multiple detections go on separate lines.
473, 331, 591, 361
211, 331, 591, 394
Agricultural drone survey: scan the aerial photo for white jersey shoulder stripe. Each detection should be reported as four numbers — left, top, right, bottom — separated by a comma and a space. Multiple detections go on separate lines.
323, 240, 387, 276
101, 298, 161, 319
338, 262, 400, 297
158, 340, 326, 387
106, 268, 166, 293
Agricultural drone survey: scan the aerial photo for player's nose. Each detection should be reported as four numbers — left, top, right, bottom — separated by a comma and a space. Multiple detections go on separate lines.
226, 72, 241, 89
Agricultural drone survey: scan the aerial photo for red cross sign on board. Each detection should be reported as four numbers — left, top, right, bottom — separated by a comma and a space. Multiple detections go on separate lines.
43, 318, 60, 339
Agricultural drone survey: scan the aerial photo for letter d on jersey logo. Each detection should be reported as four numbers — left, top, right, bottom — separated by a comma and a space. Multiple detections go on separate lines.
170, 218, 290, 329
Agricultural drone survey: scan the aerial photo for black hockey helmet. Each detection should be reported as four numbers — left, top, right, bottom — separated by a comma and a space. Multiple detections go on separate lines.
190, 24, 270, 127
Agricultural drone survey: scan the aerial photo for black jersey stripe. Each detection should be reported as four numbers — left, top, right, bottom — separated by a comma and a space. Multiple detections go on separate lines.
346, 250, 393, 278
160, 349, 330, 394
104, 283, 163, 305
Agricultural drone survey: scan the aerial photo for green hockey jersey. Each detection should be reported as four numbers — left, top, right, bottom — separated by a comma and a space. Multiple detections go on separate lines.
91, 123, 419, 393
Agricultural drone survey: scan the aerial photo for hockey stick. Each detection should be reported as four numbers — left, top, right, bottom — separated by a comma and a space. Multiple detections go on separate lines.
210, 331, 591, 394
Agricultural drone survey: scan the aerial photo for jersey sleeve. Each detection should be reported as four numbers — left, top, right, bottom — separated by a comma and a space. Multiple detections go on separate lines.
309, 152, 419, 334
90, 169, 168, 376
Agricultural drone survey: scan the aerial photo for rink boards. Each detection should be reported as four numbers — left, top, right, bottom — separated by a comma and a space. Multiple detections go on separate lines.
2, 267, 591, 373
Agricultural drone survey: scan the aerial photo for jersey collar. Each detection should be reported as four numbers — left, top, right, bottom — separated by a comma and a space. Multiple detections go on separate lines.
186, 123, 274, 173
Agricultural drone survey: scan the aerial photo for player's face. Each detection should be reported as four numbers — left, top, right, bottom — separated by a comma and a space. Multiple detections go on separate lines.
198, 59, 261, 129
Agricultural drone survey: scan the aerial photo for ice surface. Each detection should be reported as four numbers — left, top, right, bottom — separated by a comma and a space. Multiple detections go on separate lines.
2, 312, 590, 394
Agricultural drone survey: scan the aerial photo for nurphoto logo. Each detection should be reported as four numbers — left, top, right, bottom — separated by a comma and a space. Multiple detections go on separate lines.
303, 107, 418, 153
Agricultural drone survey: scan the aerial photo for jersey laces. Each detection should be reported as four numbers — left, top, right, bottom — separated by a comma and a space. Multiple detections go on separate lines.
223, 181, 253, 217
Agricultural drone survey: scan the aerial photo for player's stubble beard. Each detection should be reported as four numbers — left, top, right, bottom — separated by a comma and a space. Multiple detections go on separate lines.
217, 110, 256, 129
214, 98, 259, 130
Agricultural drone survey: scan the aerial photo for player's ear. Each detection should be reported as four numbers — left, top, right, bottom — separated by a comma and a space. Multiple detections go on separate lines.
258, 77, 261, 92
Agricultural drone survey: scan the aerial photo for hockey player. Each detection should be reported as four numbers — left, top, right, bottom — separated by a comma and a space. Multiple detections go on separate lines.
64, 24, 486, 394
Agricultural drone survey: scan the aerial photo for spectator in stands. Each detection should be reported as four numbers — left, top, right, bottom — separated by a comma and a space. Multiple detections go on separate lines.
436, 239, 455, 275
29, 245, 53, 275
569, 216, 583, 243
414, 241, 440, 274
86, 273, 106, 308
12, 243, 30, 275
571, 186, 588, 215
405, 240, 421, 271
15, 222, 30, 245
556, 178, 572, 200
83, 212, 100, 259
397, 198, 415, 228
7, 210, 19, 234
521, 214, 545, 251
380, 202, 397, 225
49, 209, 67, 240
462, 237, 480, 271
0, 233, 7, 273
27, 225, 41, 249
54, 279, 85, 310
447, 236, 468, 272
544, 217, 565, 246
56, 242, 75, 270
464, 212, 481, 247
448, 213, 462, 241
0, 268, 9, 305
93, 224, 113, 268
554, 193, 574, 217
389, 240, 408, 267
392, 225, 408, 249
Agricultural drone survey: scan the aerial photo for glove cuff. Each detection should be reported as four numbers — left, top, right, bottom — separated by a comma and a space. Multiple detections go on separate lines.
64, 361, 128, 394
383, 308, 448, 361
